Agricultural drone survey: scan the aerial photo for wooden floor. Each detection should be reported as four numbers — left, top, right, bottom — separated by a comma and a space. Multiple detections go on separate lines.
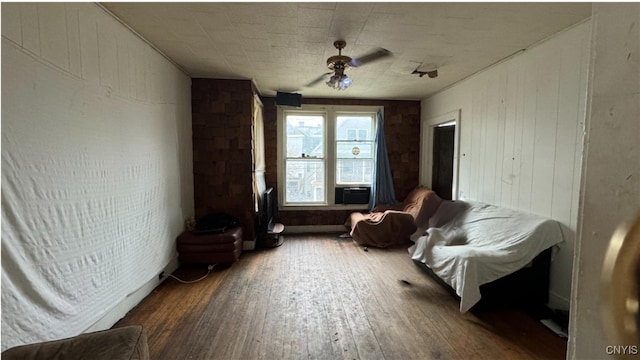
115, 234, 567, 360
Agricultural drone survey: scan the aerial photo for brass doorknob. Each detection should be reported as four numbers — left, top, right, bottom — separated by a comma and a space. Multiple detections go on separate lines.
602, 214, 640, 348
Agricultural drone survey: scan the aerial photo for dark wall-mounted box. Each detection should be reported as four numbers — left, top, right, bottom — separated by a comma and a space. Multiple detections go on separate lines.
275, 91, 302, 107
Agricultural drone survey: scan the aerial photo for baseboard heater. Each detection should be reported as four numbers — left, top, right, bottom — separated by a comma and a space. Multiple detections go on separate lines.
335, 187, 370, 204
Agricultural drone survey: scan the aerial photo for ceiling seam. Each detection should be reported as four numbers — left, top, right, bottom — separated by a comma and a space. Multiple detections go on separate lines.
95, 2, 191, 77
424, 17, 593, 101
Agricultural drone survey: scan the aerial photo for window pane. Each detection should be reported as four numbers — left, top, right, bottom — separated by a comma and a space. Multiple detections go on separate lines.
286, 115, 324, 158
336, 141, 373, 159
285, 159, 325, 203
337, 158, 373, 184
336, 114, 375, 185
358, 129, 367, 140
336, 116, 374, 141
346, 129, 356, 140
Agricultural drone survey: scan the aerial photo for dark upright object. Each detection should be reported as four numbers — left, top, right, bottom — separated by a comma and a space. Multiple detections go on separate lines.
257, 187, 284, 247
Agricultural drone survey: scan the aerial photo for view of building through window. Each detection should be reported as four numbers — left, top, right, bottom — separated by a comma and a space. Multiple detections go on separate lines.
285, 115, 324, 203
284, 111, 375, 205
336, 115, 374, 185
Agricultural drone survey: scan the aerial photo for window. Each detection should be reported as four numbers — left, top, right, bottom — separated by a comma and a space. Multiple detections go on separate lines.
278, 105, 379, 207
336, 117, 374, 185
284, 114, 325, 203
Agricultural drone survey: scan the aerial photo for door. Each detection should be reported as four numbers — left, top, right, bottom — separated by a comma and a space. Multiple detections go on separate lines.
431, 125, 455, 200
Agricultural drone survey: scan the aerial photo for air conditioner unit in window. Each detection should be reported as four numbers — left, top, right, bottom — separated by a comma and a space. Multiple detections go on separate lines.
335, 187, 370, 204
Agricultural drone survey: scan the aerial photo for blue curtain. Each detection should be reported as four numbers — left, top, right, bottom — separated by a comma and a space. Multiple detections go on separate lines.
369, 109, 399, 210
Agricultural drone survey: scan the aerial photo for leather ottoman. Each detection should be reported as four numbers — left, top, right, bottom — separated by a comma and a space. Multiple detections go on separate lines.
177, 227, 243, 265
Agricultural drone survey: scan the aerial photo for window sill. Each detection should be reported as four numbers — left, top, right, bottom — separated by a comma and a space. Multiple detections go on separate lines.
280, 204, 369, 211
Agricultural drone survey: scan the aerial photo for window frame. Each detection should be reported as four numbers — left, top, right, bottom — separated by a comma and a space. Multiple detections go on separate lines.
282, 111, 327, 205
277, 104, 381, 210
335, 115, 375, 186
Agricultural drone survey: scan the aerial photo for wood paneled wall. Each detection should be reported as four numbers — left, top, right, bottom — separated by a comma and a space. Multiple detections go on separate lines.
422, 21, 591, 309
262, 97, 421, 226
192, 79, 257, 242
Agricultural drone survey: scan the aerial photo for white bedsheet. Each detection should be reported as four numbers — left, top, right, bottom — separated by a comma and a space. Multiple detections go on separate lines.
408, 201, 564, 312
1, 14, 192, 351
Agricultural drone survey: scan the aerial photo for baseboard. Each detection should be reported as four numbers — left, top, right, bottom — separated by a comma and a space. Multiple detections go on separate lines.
547, 290, 570, 311
84, 255, 180, 333
284, 225, 348, 234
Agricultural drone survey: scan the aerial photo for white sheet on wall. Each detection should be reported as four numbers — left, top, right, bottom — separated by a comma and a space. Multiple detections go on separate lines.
1, 27, 190, 350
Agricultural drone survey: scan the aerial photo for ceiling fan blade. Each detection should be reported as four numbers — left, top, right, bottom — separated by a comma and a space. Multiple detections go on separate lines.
305, 72, 332, 87
350, 48, 392, 67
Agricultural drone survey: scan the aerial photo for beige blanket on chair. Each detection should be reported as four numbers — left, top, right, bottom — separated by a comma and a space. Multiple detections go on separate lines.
346, 187, 443, 248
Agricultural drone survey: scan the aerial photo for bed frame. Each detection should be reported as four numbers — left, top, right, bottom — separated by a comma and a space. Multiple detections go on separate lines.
413, 247, 552, 312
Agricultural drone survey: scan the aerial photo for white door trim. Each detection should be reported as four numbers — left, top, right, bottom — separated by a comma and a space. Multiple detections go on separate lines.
420, 109, 461, 200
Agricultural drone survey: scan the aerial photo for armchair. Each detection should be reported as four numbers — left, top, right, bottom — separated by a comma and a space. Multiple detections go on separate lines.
346, 186, 443, 248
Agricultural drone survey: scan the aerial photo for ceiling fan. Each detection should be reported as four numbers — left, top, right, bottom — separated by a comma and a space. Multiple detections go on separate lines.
305, 40, 392, 90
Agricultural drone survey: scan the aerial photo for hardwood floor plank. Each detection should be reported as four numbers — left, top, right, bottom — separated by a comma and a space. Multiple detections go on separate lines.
343, 243, 460, 360
114, 234, 567, 360
221, 253, 269, 359
255, 245, 293, 359
302, 241, 343, 359
282, 239, 310, 360
235, 251, 274, 360
315, 240, 362, 360
324, 238, 387, 359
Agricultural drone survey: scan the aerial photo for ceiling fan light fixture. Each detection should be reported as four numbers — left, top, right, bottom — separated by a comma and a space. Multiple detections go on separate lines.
326, 73, 352, 90
305, 40, 392, 91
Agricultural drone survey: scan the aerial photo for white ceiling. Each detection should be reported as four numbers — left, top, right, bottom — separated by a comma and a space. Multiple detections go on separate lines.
101, 2, 592, 100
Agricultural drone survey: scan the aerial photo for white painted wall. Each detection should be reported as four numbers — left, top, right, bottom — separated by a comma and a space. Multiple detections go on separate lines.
569, 4, 640, 359
1, 3, 193, 349
421, 21, 591, 310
